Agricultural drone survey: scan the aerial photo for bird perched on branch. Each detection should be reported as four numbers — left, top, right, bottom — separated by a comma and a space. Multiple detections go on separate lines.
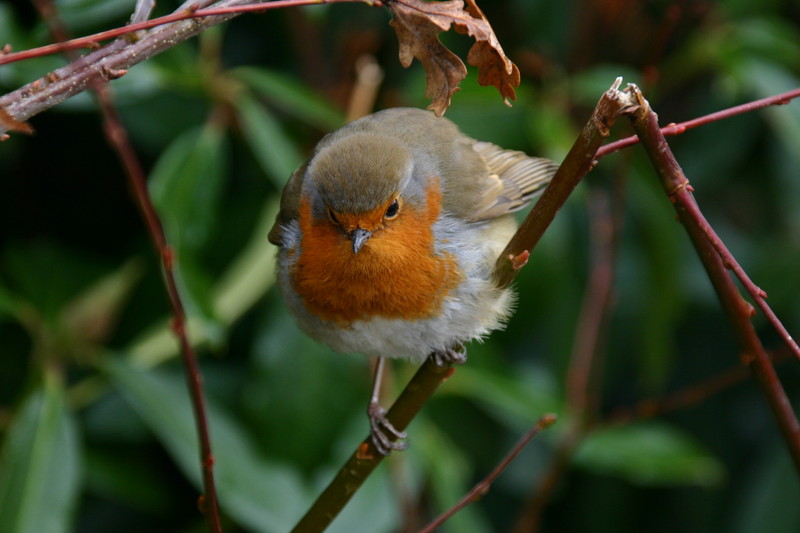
269, 107, 558, 453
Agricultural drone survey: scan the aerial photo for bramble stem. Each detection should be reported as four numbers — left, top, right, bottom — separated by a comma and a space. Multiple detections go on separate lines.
623, 84, 800, 472
492, 77, 636, 289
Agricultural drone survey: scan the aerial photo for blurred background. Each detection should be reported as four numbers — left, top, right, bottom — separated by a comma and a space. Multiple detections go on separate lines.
1, 0, 799, 532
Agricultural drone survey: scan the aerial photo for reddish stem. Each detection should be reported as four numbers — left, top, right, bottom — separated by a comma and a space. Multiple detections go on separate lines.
26, 0, 224, 529
0, 0, 372, 67
625, 85, 800, 472
565, 188, 618, 421
98, 90, 223, 533
418, 414, 557, 533
597, 87, 800, 158
599, 87, 800, 363
492, 77, 635, 289
608, 348, 791, 425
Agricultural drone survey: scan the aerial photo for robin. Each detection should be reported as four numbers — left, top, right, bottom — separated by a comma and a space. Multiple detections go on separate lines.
268, 107, 558, 453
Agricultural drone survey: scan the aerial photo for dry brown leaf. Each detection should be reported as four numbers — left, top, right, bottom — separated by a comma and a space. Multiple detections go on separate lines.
387, 0, 520, 116
388, 0, 467, 116
460, 0, 520, 103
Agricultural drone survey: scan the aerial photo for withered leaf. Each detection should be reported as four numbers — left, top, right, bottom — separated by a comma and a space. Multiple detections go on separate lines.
460, 0, 520, 103
387, 0, 520, 116
388, 0, 467, 116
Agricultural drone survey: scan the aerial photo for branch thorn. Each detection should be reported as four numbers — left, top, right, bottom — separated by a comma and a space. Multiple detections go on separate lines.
508, 250, 530, 270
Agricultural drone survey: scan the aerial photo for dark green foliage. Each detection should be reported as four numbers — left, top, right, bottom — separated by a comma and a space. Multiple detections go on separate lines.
0, 1, 799, 531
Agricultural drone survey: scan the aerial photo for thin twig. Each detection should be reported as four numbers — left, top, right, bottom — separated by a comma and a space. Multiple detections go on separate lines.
492, 76, 637, 289
418, 414, 558, 533
97, 94, 224, 533
696, 217, 800, 363
623, 84, 800, 472
27, 1, 224, 529
596, 87, 800, 158
0, 0, 370, 67
290, 357, 453, 533
607, 347, 792, 426
0, 0, 373, 135
565, 187, 619, 422
510, 427, 581, 533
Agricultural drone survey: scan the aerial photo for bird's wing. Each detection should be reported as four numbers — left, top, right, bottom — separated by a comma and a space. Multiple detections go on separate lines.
468, 141, 559, 221
268, 161, 308, 245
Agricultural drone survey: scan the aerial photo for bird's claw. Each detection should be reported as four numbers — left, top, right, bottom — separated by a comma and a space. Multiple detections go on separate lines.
368, 401, 408, 455
432, 345, 467, 367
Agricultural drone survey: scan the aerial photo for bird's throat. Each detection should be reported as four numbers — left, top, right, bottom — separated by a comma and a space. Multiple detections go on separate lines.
291, 182, 461, 324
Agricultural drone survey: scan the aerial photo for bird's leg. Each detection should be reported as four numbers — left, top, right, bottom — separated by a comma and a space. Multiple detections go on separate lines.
368, 356, 409, 455
432, 344, 467, 366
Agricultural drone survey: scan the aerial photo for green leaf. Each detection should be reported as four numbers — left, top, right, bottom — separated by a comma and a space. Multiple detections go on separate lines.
127, 200, 279, 369
242, 303, 368, 466
105, 355, 309, 533
0, 375, 81, 533
574, 422, 724, 487
149, 124, 227, 254
441, 363, 563, 432
148, 124, 227, 325
232, 67, 344, 131
60, 259, 142, 344
0, 281, 17, 320
2, 242, 108, 323
234, 93, 303, 187
83, 448, 174, 513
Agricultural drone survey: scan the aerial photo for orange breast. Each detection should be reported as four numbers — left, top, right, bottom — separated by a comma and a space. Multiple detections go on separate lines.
291, 181, 461, 324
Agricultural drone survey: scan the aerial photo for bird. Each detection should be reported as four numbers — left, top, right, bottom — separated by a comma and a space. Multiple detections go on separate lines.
268, 107, 558, 454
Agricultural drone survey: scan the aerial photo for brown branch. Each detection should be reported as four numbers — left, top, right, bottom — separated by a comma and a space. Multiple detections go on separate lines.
599, 88, 800, 364
623, 84, 800, 472
596, 87, 800, 159
607, 347, 792, 426
418, 414, 558, 533
0, 0, 372, 135
290, 357, 453, 533
510, 427, 581, 533
0, 0, 368, 67
492, 77, 637, 289
697, 219, 800, 363
564, 187, 620, 422
513, 85, 800, 531
100, 99, 224, 532
27, 0, 224, 529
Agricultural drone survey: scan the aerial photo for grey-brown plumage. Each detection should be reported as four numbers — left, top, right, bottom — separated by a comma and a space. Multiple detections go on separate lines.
470, 140, 559, 220
269, 107, 559, 361
268, 107, 558, 246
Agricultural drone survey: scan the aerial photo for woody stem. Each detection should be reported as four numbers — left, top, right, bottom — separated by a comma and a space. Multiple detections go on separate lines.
622, 84, 800, 472
492, 77, 635, 289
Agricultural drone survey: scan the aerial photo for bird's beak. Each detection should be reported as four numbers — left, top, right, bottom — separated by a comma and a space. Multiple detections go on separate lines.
350, 227, 372, 254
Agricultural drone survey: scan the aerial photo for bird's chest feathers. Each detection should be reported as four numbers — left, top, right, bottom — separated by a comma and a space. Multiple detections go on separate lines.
291, 184, 461, 323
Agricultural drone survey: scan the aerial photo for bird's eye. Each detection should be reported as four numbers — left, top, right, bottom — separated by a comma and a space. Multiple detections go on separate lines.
385, 199, 400, 219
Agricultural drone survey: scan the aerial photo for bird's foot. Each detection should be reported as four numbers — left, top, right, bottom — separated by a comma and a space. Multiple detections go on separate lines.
432, 345, 467, 367
368, 401, 408, 455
